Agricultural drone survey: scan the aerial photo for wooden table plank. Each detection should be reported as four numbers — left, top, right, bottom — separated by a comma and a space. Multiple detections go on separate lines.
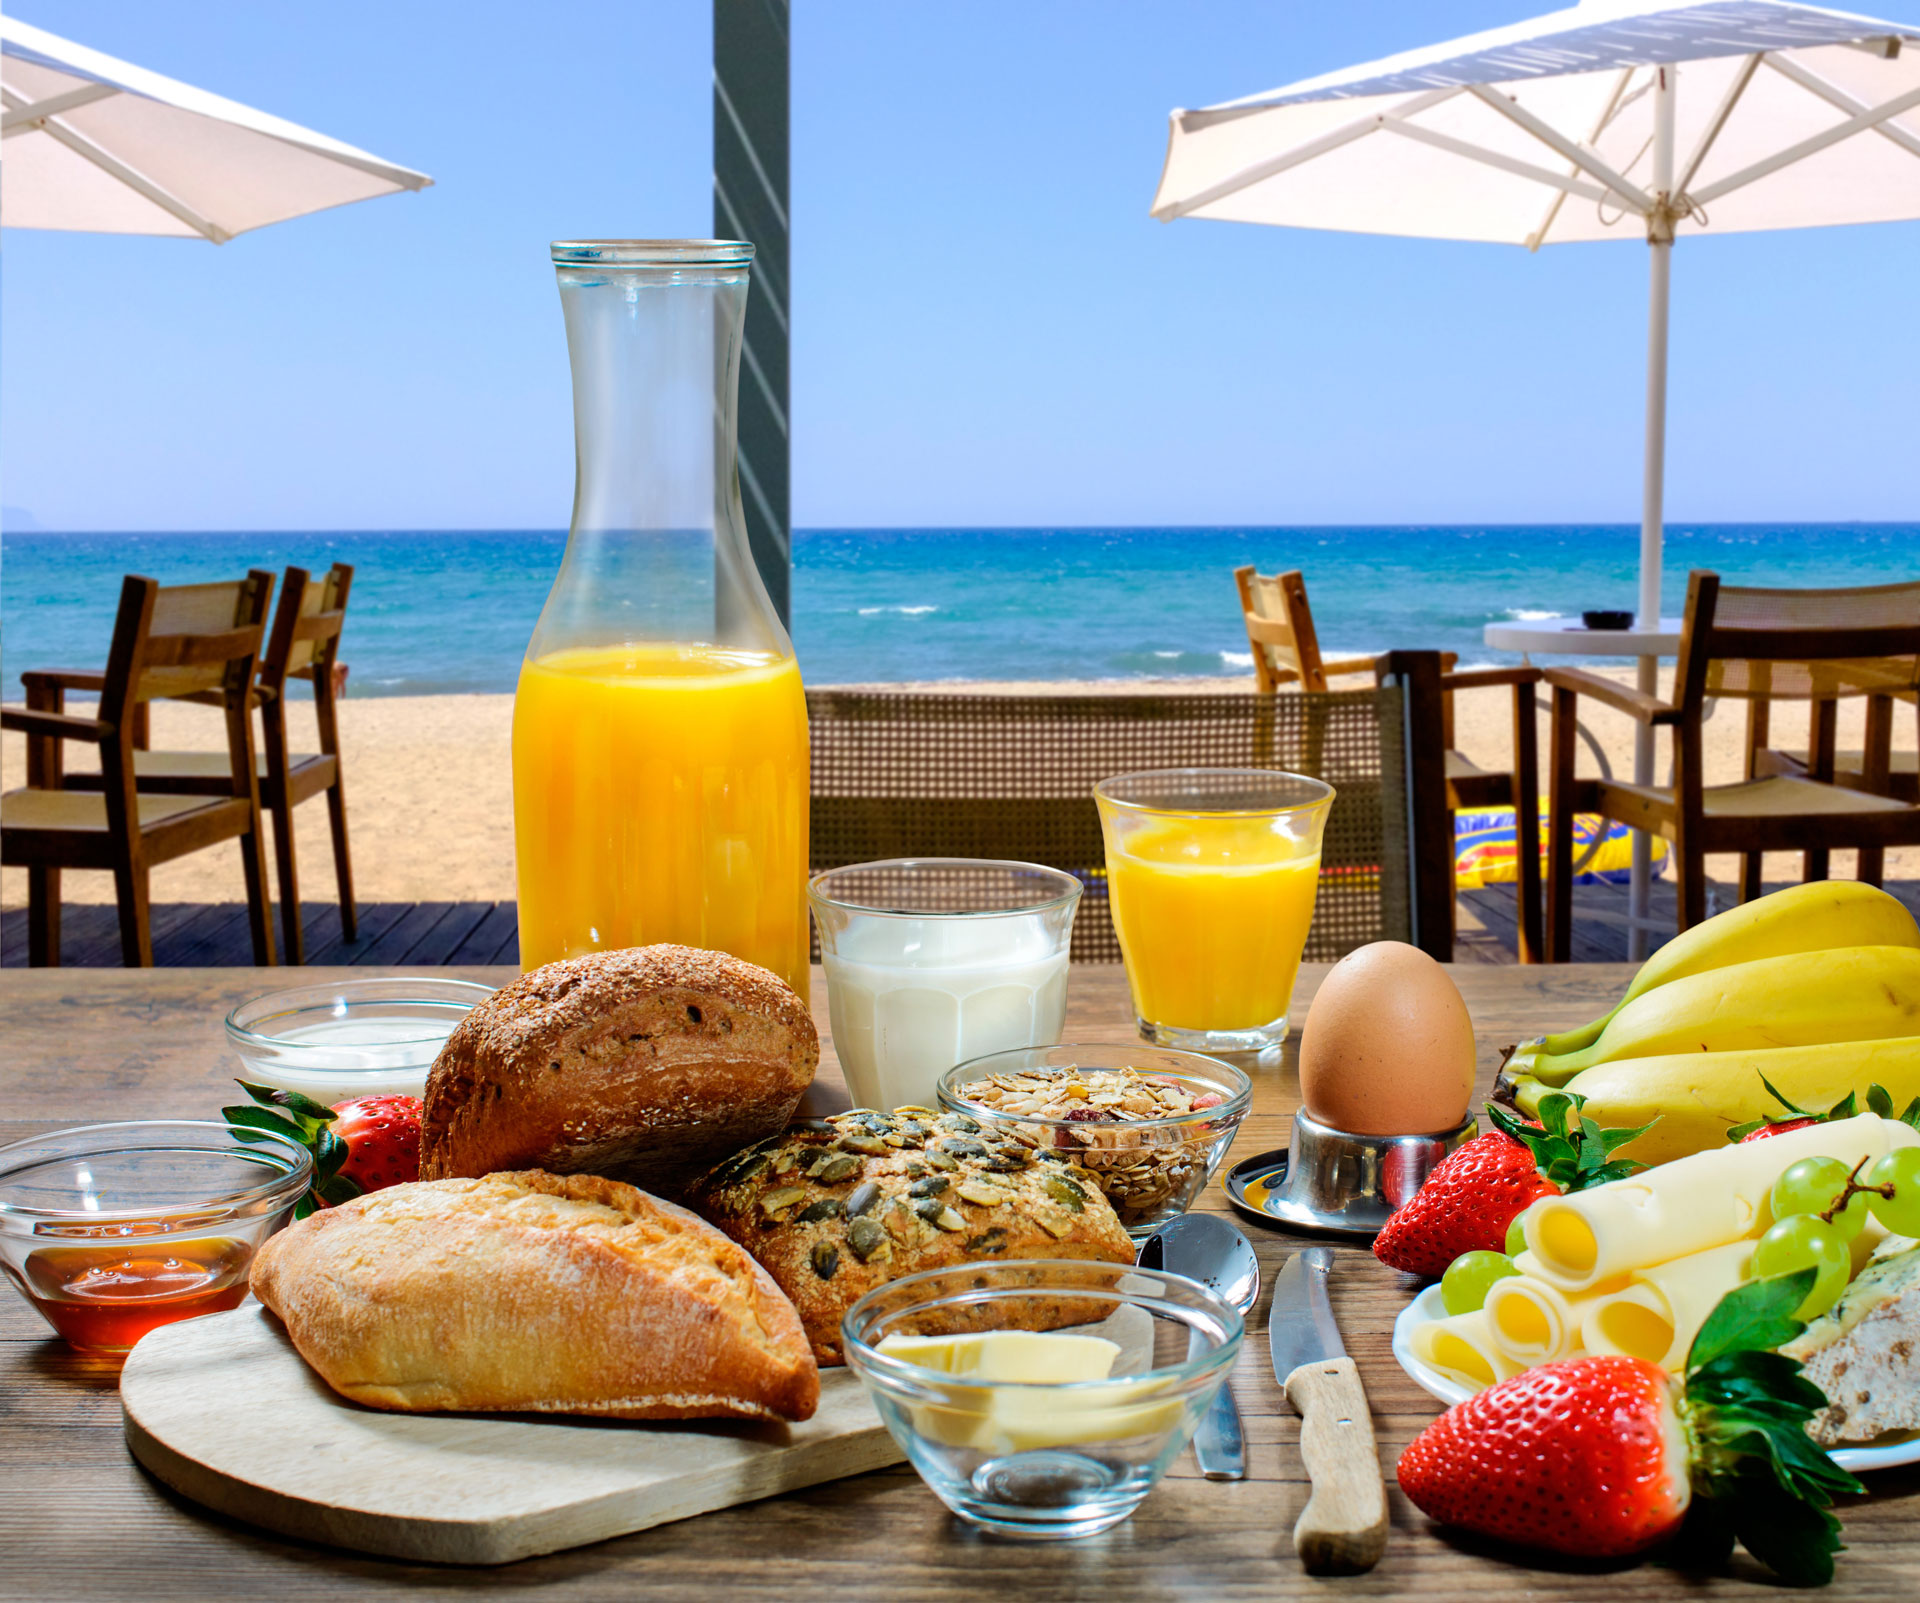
2, 961, 1914, 1600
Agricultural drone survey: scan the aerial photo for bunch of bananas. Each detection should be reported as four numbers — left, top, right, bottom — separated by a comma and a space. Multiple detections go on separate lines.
1501, 881, 1920, 1164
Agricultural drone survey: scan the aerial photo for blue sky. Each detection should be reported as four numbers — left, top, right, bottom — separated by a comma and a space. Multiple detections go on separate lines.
3, 0, 1915, 532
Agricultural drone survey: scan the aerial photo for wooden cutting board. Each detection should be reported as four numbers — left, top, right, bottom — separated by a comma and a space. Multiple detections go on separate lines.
120, 1304, 904, 1565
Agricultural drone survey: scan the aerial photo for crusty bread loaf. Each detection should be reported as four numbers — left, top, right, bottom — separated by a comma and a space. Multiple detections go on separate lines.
250, 1170, 819, 1422
686, 1108, 1137, 1365
420, 946, 817, 1195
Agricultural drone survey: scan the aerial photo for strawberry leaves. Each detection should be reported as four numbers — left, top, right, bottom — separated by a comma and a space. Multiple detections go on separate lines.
1485, 1090, 1654, 1192
221, 1080, 361, 1219
1725, 1077, 1919, 1143
1682, 1271, 1866, 1588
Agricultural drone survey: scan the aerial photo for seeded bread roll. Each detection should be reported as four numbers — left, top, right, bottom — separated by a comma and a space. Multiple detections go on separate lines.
685, 1108, 1136, 1365
420, 945, 817, 1196
249, 1170, 819, 1422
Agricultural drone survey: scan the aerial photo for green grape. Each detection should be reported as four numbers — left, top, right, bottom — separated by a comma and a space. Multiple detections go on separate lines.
1504, 1212, 1530, 1257
1751, 1214, 1852, 1320
1768, 1156, 1869, 1241
1441, 1251, 1520, 1317
1865, 1147, 1920, 1237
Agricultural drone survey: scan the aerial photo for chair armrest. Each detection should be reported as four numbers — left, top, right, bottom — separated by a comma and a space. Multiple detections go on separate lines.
20, 668, 106, 694
1321, 653, 1384, 678
1442, 666, 1540, 692
1, 706, 111, 742
1543, 665, 1681, 725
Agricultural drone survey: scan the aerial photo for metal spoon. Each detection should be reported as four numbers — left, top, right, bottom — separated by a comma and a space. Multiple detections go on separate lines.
1138, 1212, 1262, 1480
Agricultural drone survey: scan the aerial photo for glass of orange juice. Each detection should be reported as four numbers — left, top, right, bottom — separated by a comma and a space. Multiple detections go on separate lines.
1094, 769, 1333, 1052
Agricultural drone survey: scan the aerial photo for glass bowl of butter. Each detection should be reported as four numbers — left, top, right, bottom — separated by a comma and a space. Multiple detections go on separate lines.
842, 1258, 1243, 1538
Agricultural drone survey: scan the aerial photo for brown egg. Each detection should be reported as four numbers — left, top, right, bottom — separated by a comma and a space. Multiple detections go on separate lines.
1297, 941, 1476, 1136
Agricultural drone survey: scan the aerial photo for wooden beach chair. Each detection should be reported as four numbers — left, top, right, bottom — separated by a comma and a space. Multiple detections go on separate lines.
1234, 565, 1544, 962
49, 565, 359, 963
806, 674, 1458, 963
1543, 570, 1920, 957
1, 573, 278, 967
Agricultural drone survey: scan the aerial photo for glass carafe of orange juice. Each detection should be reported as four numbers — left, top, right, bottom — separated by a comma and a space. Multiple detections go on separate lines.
514, 241, 808, 994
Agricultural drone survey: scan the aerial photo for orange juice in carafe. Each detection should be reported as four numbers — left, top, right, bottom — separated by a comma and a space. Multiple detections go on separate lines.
512, 644, 808, 993
518, 241, 807, 991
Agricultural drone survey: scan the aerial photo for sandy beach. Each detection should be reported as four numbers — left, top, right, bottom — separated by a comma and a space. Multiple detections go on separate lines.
4, 668, 1912, 911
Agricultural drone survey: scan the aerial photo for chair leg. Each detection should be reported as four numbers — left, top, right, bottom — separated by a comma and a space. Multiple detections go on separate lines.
1545, 688, 1578, 963
1673, 831, 1707, 934
269, 793, 305, 965
112, 860, 153, 967
326, 779, 358, 940
1739, 851, 1764, 903
239, 824, 278, 966
1857, 846, 1886, 888
27, 866, 61, 967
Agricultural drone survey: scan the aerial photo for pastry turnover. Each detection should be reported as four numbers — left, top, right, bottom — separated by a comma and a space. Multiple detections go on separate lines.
250, 1170, 819, 1422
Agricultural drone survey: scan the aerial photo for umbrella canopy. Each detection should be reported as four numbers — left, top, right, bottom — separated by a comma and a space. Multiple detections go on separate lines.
0, 16, 430, 242
1153, 0, 1920, 244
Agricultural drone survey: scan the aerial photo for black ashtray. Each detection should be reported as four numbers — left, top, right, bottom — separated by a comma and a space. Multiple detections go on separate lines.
1581, 609, 1633, 630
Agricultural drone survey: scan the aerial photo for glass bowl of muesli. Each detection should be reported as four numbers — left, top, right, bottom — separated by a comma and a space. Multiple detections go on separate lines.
938, 1046, 1252, 1240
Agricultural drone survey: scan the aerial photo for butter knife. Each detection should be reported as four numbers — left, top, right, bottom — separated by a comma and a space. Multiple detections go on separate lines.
1267, 1247, 1389, 1573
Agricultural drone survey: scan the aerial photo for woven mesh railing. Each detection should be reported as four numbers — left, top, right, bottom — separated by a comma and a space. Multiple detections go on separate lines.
807, 689, 1410, 964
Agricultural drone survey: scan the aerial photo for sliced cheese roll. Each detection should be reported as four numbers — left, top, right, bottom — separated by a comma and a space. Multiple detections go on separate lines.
1483, 1259, 1585, 1365
1581, 1238, 1755, 1370
1411, 1308, 1524, 1395
1523, 1113, 1916, 1292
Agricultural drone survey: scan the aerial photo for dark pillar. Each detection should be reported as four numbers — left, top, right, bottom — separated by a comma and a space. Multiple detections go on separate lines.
714, 0, 791, 627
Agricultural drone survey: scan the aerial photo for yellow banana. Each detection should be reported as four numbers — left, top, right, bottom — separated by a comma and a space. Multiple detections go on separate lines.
1537, 881, 1920, 1058
1530, 944, 1920, 1086
1513, 1036, 1920, 1165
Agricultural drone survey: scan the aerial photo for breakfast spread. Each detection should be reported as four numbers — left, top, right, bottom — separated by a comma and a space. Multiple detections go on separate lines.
249, 1169, 820, 1422
940, 1065, 1234, 1230
685, 1107, 1136, 1363
420, 945, 818, 1196
23, 870, 1920, 1581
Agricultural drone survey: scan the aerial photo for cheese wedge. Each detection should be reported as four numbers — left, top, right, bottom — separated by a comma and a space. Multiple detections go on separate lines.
1523, 1114, 1918, 1292
1411, 1308, 1525, 1394
1581, 1238, 1756, 1370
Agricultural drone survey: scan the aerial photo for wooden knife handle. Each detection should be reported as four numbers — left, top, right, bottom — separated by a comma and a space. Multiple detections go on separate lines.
1284, 1355, 1388, 1575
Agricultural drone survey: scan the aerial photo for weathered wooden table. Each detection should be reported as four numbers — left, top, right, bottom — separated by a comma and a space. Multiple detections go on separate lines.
4, 963, 1915, 1600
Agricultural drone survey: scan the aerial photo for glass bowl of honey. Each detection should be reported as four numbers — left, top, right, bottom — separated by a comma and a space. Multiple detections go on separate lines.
0, 1121, 312, 1354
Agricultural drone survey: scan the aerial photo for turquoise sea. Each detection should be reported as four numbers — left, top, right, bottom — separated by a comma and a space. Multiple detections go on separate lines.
3, 524, 1914, 699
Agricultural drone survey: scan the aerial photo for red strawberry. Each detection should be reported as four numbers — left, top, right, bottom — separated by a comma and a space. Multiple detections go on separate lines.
330, 1095, 422, 1192
1740, 1116, 1817, 1143
1397, 1272, 1862, 1585
1373, 1091, 1653, 1278
1373, 1130, 1557, 1276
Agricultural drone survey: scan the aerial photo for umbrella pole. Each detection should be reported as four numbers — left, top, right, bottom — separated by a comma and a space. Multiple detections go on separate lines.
1630, 65, 1677, 961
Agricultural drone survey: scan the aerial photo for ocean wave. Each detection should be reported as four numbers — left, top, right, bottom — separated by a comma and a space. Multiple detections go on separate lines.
1502, 608, 1559, 621
1220, 650, 1254, 668
856, 604, 939, 617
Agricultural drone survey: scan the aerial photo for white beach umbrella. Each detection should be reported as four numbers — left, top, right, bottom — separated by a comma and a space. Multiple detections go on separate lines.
1154, 0, 1920, 953
1153, 0, 1920, 635
0, 16, 430, 243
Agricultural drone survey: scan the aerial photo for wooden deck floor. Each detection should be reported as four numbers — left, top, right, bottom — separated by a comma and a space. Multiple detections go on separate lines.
10, 879, 1919, 968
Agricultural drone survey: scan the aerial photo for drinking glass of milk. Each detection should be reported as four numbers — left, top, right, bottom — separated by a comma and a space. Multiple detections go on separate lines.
808, 860, 1081, 1112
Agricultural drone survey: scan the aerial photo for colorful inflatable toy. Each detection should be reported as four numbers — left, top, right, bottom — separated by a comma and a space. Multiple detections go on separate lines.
1454, 806, 1668, 889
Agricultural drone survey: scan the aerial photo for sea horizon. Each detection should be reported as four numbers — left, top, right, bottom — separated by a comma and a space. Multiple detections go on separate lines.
5, 522, 1915, 700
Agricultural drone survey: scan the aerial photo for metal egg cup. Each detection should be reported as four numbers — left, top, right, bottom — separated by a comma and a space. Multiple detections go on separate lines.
1224, 1108, 1478, 1237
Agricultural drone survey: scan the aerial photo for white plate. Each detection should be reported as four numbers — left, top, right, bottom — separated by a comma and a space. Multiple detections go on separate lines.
1392, 1285, 1920, 1474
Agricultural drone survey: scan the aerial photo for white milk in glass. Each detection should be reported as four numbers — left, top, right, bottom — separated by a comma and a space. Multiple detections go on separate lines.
823, 914, 1070, 1111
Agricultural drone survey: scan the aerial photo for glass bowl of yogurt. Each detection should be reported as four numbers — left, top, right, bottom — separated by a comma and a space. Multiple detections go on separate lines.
224, 978, 494, 1101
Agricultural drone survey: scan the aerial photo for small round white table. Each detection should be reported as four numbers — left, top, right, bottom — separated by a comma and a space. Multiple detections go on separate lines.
1483, 615, 1686, 960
